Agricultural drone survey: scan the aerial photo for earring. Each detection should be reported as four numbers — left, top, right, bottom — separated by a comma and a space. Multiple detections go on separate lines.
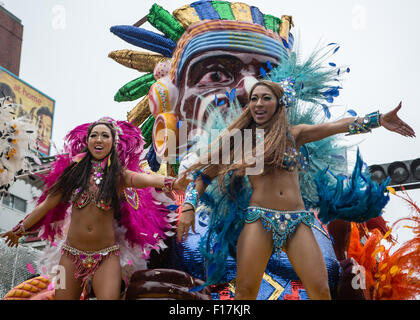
107, 153, 112, 168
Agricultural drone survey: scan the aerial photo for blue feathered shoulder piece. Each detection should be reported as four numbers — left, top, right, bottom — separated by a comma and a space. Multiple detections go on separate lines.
315, 148, 390, 224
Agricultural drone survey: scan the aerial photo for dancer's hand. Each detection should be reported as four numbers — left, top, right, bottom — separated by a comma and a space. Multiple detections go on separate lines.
177, 203, 196, 243
173, 174, 192, 191
1, 230, 20, 248
381, 102, 416, 137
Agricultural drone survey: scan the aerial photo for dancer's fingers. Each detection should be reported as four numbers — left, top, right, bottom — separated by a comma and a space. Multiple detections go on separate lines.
176, 226, 184, 243
183, 224, 190, 241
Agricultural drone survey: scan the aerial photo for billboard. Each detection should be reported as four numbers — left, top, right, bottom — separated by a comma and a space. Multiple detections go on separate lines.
0, 66, 55, 156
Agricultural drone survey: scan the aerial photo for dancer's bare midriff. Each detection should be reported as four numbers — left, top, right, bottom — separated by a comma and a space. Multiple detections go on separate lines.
248, 166, 305, 212
66, 204, 116, 251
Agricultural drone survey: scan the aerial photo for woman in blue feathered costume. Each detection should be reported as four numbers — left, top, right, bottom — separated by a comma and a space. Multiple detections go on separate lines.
176, 77, 414, 300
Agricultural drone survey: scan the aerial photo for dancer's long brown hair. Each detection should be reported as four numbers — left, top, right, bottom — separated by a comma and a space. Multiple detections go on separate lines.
186, 80, 290, 189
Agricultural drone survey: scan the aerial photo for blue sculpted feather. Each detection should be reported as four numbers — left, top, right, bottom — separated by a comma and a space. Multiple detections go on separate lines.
145, 146, 160, 172
315, 148, 390, 224
110, 26, 176, 57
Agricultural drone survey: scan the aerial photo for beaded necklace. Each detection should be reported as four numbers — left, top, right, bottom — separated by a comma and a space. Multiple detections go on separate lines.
91, 159, 105, 185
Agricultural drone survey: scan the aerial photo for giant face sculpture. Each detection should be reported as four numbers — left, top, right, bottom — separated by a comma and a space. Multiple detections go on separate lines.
110, 2, 293, 162
170, 18, 288, 128
176, 51, 275, 126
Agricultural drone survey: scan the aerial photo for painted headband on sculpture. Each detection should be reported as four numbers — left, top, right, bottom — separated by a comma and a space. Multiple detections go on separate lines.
175, 30, 290, 84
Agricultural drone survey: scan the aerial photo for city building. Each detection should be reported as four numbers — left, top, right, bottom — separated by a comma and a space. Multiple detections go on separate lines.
0, 4, 23, 76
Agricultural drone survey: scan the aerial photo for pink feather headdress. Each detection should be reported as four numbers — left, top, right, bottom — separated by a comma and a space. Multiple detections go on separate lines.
64, 117, 145, 171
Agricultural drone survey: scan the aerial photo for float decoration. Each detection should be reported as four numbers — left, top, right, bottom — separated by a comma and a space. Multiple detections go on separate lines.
348, 187, 420, 300
109, 1, 295, 170
108, 50, 169, 73
108, 1, 393, 299
3, 276, 54, 300
114, 73, 156, 103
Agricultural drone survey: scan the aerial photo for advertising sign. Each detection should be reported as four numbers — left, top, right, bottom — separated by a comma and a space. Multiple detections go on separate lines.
0, 67, 55, 156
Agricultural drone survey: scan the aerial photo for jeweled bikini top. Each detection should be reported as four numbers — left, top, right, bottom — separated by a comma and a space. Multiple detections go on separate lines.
71, 160, 112, 211
281, 131, 309, 172
71, 188, 112, 211
255, 129, 309, 172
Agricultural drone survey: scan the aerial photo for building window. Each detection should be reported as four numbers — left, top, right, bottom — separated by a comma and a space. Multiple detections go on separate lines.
2, 194, 27, 213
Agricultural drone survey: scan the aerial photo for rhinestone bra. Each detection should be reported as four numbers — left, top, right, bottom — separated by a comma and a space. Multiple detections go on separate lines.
281, 132, 309, 172
71, 188, 113, 211
71, 160, 112, 211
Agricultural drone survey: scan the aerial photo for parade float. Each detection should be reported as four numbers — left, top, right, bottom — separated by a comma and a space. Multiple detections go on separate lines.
3, 1, 419, 300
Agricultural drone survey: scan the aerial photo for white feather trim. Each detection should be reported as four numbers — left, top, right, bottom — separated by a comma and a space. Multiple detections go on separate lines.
0, 98, 37, 189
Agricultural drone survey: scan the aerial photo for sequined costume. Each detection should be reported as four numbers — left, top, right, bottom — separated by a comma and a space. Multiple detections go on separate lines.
180, 65, 390, 289
71, 188, 112, 211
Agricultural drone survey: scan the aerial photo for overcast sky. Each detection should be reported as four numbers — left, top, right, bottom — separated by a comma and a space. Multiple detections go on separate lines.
2, 0, 419, 247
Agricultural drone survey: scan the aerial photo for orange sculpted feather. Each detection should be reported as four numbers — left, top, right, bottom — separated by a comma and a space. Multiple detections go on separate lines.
347, 188, 420, 300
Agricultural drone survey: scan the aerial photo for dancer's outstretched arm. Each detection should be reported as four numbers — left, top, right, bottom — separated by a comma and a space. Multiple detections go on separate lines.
123, 169, 191, 191
1, 193, 62, 247
294, 102, 415, 147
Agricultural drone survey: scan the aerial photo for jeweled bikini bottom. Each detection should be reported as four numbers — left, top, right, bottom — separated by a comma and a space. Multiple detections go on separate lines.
245, 206, 314, 255
61, 243, 120, 286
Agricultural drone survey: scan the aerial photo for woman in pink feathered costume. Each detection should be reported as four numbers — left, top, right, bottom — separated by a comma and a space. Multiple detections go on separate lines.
2, 117, 188, 300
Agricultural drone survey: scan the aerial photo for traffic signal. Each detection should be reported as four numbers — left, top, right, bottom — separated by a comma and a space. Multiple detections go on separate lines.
369, 158, 420, 191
